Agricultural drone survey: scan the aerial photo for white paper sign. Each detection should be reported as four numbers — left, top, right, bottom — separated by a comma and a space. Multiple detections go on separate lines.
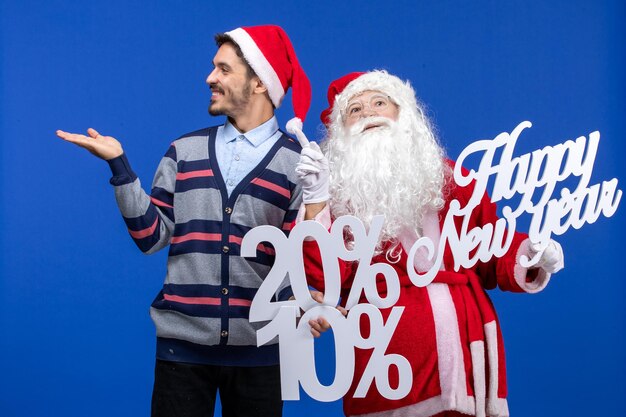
242, 121, 621, 402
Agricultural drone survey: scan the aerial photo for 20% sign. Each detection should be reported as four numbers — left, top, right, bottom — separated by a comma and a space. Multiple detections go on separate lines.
241, 215, 412, 401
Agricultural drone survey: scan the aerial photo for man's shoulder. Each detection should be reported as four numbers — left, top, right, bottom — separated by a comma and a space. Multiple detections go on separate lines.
275, 129, 302, 154
163, 125, 222, 161
171, 125, 222, 145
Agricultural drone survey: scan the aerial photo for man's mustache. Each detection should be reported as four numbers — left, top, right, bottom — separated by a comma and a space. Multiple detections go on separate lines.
210, 83, 225, 94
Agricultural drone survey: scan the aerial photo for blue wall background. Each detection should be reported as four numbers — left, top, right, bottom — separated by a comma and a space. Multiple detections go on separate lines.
1, 1, 624, 416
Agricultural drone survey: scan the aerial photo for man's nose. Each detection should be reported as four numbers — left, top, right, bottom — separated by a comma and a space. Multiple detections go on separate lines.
206, 69, 218, 85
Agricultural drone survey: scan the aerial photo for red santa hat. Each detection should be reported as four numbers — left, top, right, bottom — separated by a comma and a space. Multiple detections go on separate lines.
320, 70, 419, 129
225, 25, 311, 134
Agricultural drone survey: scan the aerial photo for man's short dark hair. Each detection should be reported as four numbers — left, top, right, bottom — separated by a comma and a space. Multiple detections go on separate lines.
214, 33, 256, 80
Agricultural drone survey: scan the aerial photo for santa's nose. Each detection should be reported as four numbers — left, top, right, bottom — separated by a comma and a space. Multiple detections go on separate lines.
361, 107, 376, 117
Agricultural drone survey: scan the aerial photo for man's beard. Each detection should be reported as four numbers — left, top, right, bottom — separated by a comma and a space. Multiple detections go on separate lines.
208, 82, 252, 117
323, 111, 447, 255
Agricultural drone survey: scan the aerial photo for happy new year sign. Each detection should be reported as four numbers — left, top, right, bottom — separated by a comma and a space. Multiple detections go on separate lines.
241, 121, 622, 401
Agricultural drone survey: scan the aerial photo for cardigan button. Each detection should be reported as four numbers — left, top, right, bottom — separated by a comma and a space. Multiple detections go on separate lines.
221, 287, 229, 295
222, 245, 230, 253
224, 207, 232, 214
221, 330, 229, 338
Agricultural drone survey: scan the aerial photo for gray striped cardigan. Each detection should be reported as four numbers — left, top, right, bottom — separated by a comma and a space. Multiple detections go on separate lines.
107, 125, 302, 366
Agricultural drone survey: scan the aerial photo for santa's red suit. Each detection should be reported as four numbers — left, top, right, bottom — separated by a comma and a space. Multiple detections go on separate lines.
300, 161, 550, 417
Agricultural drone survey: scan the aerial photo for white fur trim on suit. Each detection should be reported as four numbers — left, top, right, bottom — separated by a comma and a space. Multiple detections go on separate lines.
471, 340, 487, 417
352, 394, 469, 417
225, 28, 285, 108
328, 70, 419, 129
485, 321, 509, 417
427, 283, 474, 412
353, 322, 510, 417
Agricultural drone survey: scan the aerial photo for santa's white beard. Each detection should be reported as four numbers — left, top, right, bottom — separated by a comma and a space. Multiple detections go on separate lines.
324, 113, 446, 255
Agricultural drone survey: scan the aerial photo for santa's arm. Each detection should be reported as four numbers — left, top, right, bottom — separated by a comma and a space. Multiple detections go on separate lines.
296, 201, 352, 338
295, 204, 333, 292
468, 185, 565, 293
304, 202, 328, 219
293, 131, 335, 290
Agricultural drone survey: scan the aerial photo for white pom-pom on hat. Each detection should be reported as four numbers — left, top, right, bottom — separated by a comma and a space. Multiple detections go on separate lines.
286, 117, 303, 135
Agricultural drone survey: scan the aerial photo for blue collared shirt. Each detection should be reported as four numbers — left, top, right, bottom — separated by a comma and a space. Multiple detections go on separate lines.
215, 116, 282, 196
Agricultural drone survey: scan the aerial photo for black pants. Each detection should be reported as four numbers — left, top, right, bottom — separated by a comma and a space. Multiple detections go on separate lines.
151, 359, 283, 417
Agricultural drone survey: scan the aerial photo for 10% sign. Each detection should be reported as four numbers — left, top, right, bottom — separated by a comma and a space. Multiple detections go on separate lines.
241, 215, 413, 401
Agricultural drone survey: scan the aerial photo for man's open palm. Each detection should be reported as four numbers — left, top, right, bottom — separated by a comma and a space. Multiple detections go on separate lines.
56, 128, 124, 160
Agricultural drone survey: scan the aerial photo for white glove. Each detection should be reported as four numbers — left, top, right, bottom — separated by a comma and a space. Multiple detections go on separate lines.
297, 142, 330, 204
528, 240, 565, 274
292, 128, 330, 204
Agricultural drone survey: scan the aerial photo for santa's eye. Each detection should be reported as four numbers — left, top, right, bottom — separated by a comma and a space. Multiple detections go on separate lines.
348, 105, 362, 114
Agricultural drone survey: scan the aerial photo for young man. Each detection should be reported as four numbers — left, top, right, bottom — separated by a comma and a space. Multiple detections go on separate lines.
296, 70, 564, 417
57, 25, 310, 417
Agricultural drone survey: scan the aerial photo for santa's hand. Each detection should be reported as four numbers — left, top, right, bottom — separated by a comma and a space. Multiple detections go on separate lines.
295, 137, 330, 204
309, 317, 331, 338
308, 290, 348, 338
528, 240, 565, 274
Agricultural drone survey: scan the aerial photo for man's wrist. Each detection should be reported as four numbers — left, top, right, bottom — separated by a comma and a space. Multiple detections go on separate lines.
108, 153, 138, 186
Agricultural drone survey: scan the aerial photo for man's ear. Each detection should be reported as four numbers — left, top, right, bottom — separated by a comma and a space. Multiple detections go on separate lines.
252, 77, 268, 95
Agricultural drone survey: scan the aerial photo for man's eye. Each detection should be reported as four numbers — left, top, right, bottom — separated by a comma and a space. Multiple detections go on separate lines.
374, 100, 385, 107
349, 106, 362, 114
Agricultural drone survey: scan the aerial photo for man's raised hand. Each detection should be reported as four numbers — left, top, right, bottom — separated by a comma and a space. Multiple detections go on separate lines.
56, 128, 124, 160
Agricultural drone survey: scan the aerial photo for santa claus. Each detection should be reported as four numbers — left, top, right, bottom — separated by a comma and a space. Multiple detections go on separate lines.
294, 70, 564, 417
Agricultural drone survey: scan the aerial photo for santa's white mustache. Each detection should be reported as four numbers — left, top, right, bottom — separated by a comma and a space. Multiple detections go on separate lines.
348, 116, 395, 136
